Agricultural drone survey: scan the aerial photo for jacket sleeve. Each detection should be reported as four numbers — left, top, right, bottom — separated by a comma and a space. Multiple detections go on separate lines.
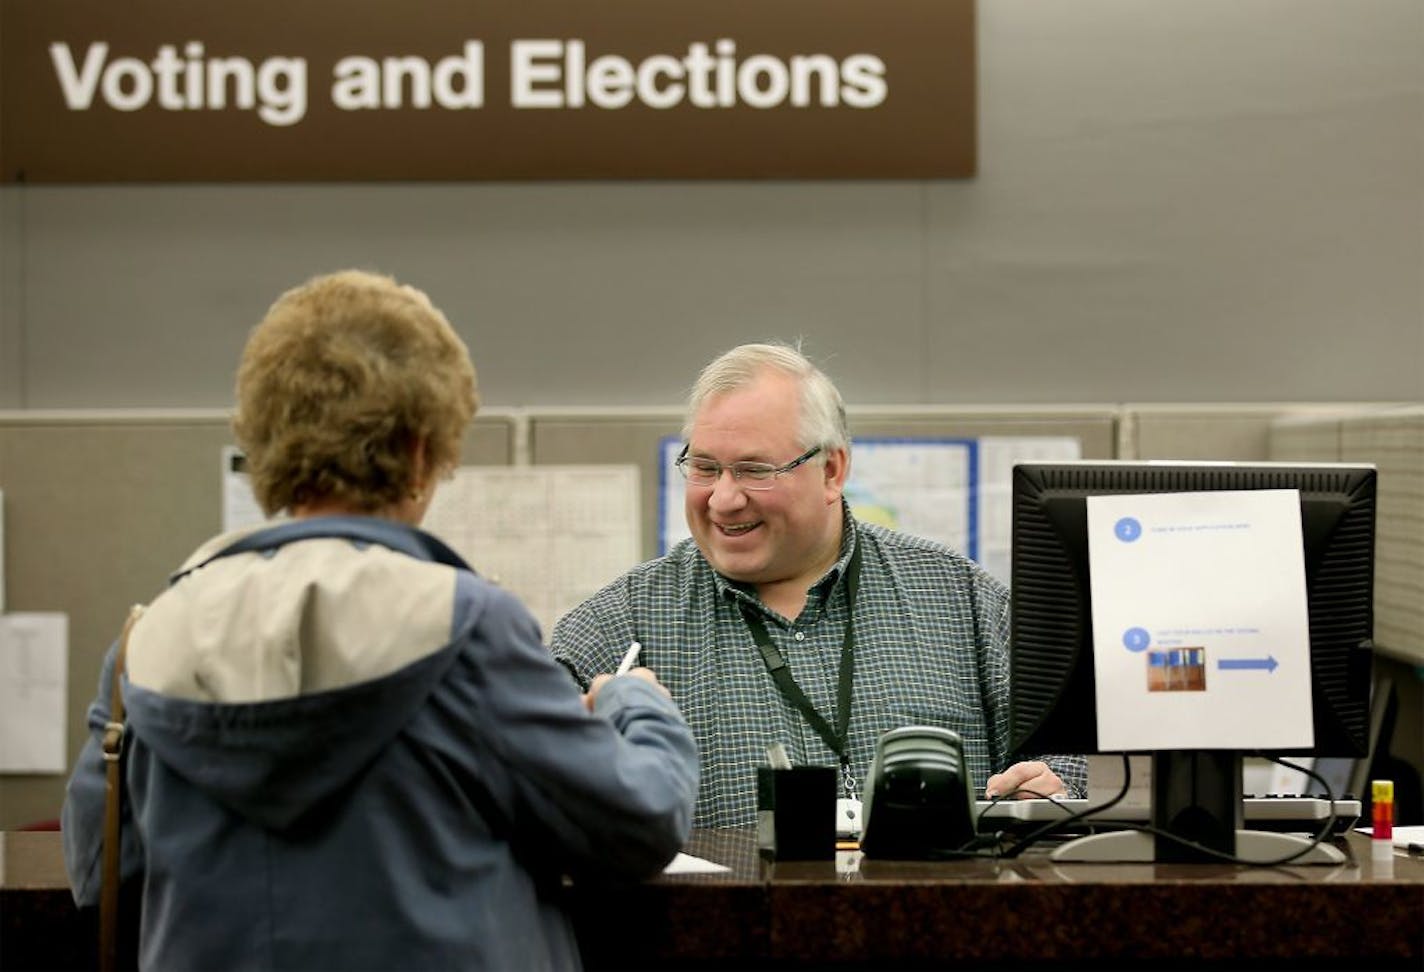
445, 580, 698, 881
60, 639, 145, 906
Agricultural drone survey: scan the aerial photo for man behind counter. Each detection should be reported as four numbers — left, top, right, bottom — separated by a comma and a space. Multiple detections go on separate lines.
552, 340, 1086, 828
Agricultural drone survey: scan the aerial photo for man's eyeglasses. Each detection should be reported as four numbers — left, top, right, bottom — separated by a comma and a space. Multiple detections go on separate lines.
675, 445, 823, 490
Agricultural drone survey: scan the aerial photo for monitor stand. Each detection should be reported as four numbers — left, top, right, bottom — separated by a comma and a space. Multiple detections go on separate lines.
1049, 828, 1345, 864
1048, 751, 1346, 865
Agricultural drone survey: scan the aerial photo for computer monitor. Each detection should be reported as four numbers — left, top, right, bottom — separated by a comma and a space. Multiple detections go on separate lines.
1008, 460, 1376, 864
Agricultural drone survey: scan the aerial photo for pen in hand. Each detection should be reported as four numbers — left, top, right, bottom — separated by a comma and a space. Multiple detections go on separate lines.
615, 640, 642, 676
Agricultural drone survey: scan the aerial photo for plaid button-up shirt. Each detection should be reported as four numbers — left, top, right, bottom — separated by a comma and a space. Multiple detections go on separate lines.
551, 502, 1088, 829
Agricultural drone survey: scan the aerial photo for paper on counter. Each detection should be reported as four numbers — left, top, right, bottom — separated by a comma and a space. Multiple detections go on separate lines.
663, 852, 731, 874
1357, 824, 1424, 852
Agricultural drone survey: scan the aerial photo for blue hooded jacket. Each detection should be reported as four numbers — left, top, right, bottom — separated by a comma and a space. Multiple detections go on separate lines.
62, 517, 698, 970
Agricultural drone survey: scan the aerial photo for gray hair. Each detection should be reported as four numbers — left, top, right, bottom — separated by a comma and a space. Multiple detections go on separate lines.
682, 341, 849, 452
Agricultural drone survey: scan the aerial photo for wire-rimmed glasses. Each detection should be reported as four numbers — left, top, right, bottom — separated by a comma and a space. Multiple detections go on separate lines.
674, 444, 823, 490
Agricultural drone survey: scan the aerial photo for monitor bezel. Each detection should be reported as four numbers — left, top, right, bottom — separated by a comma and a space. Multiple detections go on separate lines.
1005, 459, 1377, 863
1008, 458, 1376, 761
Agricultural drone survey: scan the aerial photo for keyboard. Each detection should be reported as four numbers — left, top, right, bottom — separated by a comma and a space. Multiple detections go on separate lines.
975, 795, 1362, 835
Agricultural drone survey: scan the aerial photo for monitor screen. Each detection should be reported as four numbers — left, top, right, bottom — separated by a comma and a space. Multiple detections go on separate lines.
1008, 460, 1376, 863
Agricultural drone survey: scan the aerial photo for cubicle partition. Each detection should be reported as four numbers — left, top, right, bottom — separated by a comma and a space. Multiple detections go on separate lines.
1, 402, 1417, 829
1267, 406, 1424, 667
1267, 406, 1424, 810
1118, 403, 1393, 461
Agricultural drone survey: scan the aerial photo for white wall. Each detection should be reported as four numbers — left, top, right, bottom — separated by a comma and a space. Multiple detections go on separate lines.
1, 0, 1420, 409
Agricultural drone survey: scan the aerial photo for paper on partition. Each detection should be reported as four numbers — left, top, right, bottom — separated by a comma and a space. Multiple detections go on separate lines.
422, 465, 641, 637
0, 613, 68, 773
976, 436, 1081, 585
1087, 489, 1313, 751
221, 446, 271, 532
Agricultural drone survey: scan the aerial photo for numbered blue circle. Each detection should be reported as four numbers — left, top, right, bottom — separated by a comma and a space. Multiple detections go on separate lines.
1123, 627, 1151, 652
1114, 517, 1143, 542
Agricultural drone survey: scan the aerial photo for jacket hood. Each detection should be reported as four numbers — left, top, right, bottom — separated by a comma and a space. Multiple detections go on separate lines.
123, 646, 459, 829
120, 517, 474, 830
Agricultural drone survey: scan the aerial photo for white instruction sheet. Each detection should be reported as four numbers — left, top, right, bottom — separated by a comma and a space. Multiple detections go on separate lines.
0, 612, 69, 773
1087, 489, 1313, 750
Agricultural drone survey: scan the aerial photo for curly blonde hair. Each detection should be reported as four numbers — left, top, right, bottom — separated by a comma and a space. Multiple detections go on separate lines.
233, 270, 479, 516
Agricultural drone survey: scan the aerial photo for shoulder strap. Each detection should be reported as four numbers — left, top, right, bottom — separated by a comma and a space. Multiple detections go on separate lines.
100, 603, 145, 972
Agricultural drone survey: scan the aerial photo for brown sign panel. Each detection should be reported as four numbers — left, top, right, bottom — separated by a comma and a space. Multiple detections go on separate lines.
0, 0, 975, 182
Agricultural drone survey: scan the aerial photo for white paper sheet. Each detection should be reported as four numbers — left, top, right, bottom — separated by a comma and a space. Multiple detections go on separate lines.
221, 446, 271, 532
976, 436, 1081, 584
422, 465, 641, 637
0, 613, 69, 773
662, 852, 731, 874
1087, 489, 1313, 750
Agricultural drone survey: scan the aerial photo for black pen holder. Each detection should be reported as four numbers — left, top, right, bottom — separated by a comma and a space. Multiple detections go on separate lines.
756, 766, 836, 860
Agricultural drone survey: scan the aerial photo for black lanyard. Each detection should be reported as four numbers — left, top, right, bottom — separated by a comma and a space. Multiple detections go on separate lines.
738, 542, 862, 795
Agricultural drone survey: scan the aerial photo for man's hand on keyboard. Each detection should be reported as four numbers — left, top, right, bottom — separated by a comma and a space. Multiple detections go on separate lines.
985, 760, 1068, 801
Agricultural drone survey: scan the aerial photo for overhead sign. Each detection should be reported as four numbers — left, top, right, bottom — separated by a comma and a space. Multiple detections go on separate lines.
0, 0, 977, 182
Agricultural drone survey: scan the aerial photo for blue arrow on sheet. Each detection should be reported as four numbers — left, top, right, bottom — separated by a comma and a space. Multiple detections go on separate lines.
1216, 656, 1279, 673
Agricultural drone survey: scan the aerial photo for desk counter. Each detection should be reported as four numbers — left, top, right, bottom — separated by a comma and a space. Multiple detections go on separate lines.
573, 829, 1423, 969
5, 828, 1421, 970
